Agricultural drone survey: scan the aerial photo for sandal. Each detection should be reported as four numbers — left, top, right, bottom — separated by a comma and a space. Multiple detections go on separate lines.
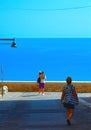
67, 119, 71, 125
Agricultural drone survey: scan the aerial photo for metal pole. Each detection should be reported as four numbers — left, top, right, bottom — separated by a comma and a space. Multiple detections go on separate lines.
1, 64, 4, 98
0, 38, 15, 41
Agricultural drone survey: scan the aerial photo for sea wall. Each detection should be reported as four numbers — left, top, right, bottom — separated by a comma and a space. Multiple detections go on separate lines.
0, 82, 91, 92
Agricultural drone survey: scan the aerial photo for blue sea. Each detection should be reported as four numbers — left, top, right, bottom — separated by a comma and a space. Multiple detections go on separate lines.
0, 38, 91, 82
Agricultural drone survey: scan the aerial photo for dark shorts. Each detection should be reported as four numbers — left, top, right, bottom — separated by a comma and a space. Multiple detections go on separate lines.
39, 83, 45, 88
63, 102, 75, 109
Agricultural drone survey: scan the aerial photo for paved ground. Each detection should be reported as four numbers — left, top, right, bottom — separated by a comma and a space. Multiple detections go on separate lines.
0, 92, 91, 130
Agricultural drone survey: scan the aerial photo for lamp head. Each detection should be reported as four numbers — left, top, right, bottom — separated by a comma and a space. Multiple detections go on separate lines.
11, 41, 17, 48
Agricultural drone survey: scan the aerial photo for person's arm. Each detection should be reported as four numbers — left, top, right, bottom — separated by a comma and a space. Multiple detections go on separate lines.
73, 88, 79, 101
45, 75, 46, 80
61, 90, 65, 103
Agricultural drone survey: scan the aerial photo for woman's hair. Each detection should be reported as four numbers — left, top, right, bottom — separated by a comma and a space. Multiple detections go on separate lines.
66, 77, 72, 84
40, 71, 45, 79
39, 72, 41, 75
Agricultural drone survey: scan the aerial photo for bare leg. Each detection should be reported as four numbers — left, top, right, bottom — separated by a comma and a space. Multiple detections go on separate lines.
66, 108, 74, 125
42, 88, 45, 95
68, 109, 74, 120
38, 84, 41, 94
38, 88, 41, 94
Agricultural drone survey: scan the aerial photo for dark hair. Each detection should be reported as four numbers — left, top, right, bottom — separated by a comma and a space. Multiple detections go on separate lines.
41, 71, 44, 74
66, 77, 72, 84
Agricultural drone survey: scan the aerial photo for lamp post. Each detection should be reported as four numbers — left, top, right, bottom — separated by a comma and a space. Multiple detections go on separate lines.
1, 64, 4, 98
0, 38, 17, 98
0, 38, 16, 48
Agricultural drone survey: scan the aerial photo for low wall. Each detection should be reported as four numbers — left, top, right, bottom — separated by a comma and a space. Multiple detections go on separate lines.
0, 82, 91, 92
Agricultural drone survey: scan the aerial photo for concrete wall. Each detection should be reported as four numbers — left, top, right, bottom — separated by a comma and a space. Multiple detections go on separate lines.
0, 82, 91, 92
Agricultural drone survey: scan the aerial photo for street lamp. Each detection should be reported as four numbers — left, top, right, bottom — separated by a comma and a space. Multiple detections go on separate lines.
11, 39, 17, 48
1, 64, 4, 98
0, 38, 17, 48
0, 38, 17, 98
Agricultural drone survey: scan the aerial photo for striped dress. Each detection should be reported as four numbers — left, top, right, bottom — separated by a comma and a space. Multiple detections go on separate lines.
62, 84, 75, 103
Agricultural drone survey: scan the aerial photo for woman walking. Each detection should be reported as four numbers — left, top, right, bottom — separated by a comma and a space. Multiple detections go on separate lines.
61, 77, 79, 125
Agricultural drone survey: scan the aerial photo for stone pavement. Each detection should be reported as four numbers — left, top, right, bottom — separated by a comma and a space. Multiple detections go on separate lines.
0, 92, 91, 130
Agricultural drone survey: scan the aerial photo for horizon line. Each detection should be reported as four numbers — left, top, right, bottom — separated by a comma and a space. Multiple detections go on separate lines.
1, 80, 91, 83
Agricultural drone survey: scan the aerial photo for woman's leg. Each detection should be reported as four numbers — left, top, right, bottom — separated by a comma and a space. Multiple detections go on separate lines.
42, 88, 44, 94
38, 88, 41, 94
67, 109, 74, 120
41, 83, 45, 95
38, 83, 42, 94
66, 108, 74, 125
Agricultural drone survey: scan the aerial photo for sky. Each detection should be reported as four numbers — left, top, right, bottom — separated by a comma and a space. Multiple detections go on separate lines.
0, 0, 91, 38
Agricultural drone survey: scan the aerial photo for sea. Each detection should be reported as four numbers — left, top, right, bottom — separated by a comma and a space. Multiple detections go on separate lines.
0, 38, 91, 82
